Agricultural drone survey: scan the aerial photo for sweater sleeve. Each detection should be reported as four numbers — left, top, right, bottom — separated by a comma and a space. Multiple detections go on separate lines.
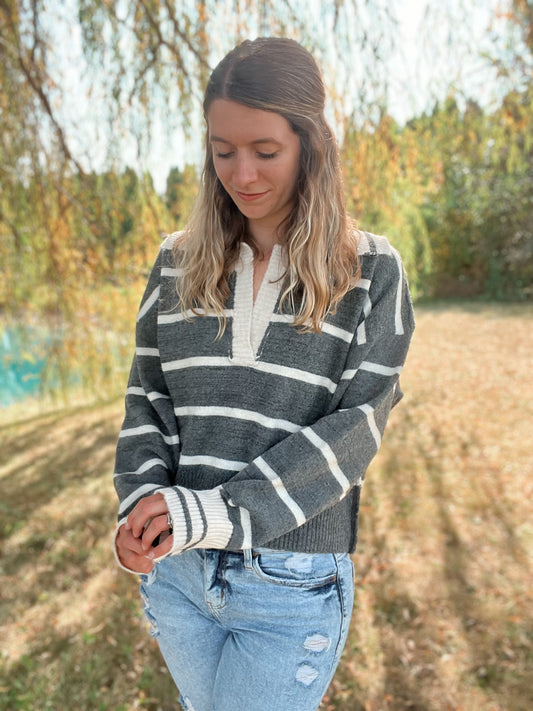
113, 241, 182, 520
160, 247, 415, 553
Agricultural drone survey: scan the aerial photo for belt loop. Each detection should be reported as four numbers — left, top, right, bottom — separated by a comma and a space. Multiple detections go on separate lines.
243, 548, 253, 570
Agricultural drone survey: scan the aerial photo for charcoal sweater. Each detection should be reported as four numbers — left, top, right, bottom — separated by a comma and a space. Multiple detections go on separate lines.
113, 231, 414, 566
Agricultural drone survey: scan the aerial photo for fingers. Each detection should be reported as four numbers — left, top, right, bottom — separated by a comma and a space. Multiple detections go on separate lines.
117, 525, 174, 572
116, 525, 144, 556
140, 513, 172, 551
118, 493, 175, 572
145, 531, 174, 561
116, 525, 155, 574
125, 493, 168, 538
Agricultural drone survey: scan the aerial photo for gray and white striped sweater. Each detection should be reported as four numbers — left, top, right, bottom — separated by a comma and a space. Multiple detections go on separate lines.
113, 231, 414, 565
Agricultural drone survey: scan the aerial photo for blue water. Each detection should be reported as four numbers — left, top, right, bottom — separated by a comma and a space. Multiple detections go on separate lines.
0, 327, 50, 407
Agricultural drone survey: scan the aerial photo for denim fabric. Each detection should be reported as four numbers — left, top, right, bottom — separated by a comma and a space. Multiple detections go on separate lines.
139, 547, 355, 711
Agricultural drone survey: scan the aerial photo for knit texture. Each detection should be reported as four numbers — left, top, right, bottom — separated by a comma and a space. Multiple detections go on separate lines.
114, 231, 415, 558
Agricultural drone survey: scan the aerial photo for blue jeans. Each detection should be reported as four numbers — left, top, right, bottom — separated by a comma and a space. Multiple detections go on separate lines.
139, 547, 355, 711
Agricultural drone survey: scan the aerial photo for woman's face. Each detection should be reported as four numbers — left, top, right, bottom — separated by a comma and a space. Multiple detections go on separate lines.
207, 99, 301, 241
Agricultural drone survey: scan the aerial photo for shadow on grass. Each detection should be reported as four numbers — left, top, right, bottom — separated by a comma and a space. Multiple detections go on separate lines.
2, 354, 532, 710
0, 571, 179, 711
0, 399, 179, 710
336, 399, 533, 711
0, 401, 123, 541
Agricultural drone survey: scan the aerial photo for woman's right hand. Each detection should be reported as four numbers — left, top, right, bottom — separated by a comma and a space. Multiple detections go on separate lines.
115, 523, 159, 574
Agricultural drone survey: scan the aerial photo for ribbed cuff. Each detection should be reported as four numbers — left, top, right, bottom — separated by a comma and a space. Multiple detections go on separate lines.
160, 485, 234, 554
113, 517, 144, 575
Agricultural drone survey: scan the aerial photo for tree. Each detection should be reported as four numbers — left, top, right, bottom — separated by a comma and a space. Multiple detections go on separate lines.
165, 165, 198, 229
342, 114, 433, 298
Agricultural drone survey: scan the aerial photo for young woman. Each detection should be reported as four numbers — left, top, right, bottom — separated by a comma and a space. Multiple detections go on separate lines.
114, 37, 414, 711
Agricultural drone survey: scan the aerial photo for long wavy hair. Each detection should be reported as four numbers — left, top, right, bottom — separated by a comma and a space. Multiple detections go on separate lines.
174, 37, 361, 333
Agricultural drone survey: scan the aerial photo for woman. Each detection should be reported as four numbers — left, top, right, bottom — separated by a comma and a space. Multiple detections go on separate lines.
114, 37, 414, 711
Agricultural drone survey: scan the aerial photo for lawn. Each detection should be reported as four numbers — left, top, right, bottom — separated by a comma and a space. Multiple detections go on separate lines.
1, 303, 531, 711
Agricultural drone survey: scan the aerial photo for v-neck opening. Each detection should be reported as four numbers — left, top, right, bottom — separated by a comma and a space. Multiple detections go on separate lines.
231, 242, 284, 364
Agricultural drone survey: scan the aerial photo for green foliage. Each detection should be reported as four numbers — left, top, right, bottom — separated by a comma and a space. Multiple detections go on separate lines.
342, 115, 433, 299
342, 88, 533, 301
165, 165, 199, 228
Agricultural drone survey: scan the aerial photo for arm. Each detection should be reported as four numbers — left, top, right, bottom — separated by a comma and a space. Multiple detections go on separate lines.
141, 248, 414, 556
113, 240, 186, 572
113, 242, 180, 519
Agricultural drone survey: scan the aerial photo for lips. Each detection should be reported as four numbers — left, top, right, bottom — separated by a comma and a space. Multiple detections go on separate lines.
235, 190, 268, 202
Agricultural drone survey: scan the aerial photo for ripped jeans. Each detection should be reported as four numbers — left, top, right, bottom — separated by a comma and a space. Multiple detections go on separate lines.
139, 547, 354, 711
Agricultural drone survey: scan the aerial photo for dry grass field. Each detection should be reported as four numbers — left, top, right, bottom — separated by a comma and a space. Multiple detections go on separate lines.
0, 303, 531, 711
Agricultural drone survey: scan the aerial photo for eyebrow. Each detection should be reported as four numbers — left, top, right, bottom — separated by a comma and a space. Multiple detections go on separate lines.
209, 136, 281, 145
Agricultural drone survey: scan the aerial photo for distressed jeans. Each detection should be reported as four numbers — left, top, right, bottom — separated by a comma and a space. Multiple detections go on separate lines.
139, 547, 355, 711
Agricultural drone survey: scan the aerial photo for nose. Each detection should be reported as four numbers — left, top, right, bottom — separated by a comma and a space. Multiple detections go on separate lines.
232, 153, 258, 187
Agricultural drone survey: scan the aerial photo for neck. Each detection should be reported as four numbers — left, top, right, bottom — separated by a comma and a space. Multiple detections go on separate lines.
247, 223, 280, 260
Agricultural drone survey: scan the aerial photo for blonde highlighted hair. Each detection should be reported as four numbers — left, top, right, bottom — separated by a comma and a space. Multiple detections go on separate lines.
174, 37, 361, 333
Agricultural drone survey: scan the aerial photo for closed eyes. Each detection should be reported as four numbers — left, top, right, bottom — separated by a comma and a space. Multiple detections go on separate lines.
214, 151, 278, 160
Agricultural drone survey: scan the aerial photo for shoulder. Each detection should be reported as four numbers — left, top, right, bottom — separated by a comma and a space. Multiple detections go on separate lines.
160, 230, 183, 251
354, 231, 414, 334
356, 230, 406, 283
357, 230, 397, 259
155, 231, 185, 272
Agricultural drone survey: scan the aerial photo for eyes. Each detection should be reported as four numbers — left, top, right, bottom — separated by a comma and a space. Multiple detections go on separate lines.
214, 150, 278, 160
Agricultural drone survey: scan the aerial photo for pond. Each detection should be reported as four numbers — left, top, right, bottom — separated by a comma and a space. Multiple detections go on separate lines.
0, 326, 51, 407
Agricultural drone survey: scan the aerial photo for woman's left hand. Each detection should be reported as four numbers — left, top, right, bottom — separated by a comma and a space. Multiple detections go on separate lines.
125, 492, 174, 555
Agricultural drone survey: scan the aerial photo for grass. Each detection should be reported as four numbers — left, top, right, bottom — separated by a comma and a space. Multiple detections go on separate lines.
1, 303, 532, 711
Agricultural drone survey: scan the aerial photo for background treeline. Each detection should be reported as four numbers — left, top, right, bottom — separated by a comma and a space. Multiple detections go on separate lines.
344, 88, 533, 301
1, 0, 532, 402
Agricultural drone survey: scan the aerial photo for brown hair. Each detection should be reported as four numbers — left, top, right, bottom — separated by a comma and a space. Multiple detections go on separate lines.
175, 37, 360, 333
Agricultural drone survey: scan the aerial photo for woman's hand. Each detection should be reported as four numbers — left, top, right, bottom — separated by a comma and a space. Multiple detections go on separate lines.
116, 493, 174, 574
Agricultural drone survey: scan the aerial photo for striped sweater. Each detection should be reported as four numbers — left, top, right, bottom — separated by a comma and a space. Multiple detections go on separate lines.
113, 231, 414, 566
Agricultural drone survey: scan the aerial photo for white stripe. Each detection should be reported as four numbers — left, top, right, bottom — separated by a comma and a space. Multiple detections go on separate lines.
357, 231, 371, 254
137, 286, 160, 321
357, 293, 372, 345
126, 386, 146, 397
372, 234, 393, 255
356, 321, 366, 345
136, 347, 160, 357
392, 249, 405, 335
118, 483, 162, 515
270, 313, 294, 325
114, 457, 168, 478
255, 457, 306, 526
255, 361, 337, 393
180, 454, 247, 471
161, 232, 180, 249
360, 361, 403, 376
271, 313, 354, 344
356, 278, 371, 291
174, 406, 300, 433
147, 391, 171, 401
320, 322, 354, 344
127, 387, 170, 401
358, 403, 381, 449
163, 356, 230, 372
162, 356, 336, 393
181, 488, 205, 547
119, 424, 180, 446
341, 368, 358, 380
240, 507, 253, 549
161, 267, 183, 278
341, 364, 402, 381
301, 428, 351, 496
159, 308, 233, 324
